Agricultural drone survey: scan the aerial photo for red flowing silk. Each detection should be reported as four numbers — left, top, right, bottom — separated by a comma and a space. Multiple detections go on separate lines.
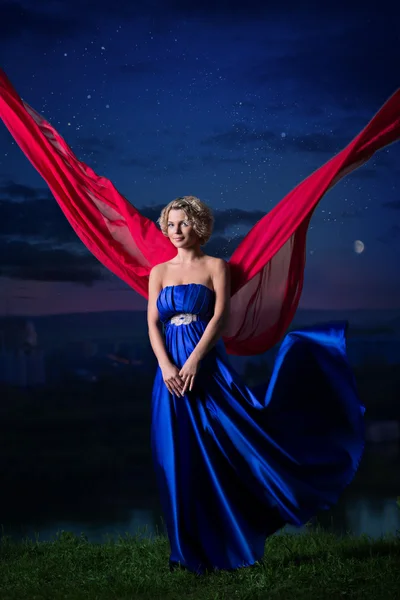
1, 69, 400, 355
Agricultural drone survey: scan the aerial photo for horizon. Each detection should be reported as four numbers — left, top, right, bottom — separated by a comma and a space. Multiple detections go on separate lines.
2, 306, 400, 317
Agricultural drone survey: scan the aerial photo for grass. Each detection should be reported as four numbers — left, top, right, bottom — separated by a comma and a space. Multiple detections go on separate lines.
0, 528, 400, 600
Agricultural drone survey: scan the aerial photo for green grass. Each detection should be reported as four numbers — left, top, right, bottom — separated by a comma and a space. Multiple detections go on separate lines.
1, 529, 400, 600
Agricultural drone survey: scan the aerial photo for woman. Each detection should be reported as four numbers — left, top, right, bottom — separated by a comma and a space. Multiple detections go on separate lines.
148, 197, 229, 399
1, 71, 399, 572
148, 195, 363, 573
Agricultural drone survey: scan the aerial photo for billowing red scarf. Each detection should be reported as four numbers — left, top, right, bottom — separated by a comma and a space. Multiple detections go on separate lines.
1, 69, 399, 355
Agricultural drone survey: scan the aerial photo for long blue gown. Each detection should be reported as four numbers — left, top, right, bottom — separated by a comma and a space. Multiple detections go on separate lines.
151, 283, 365, 574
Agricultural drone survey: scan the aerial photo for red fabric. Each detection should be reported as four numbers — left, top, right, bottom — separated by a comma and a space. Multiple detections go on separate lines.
1, 69, 399, 355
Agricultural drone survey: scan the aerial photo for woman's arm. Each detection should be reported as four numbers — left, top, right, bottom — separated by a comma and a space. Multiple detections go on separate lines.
147, 265, 184, 396
182, 259, 231, 376
188, 258, 231, 363
147, 265, 170, 368
179, 258, 230, 394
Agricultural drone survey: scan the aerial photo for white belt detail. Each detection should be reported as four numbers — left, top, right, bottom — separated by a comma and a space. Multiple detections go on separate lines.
170, 313, 198, 325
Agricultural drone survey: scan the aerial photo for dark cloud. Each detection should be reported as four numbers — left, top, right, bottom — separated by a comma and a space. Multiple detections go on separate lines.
13, 0, 377, 27
352, 153, 399, 181
163, 0, 269, 22
3, 0, 277, 32
156, 0, 375, 24
0, 181, 105, 283
202, 124, 347, 155
0, 0, 153, 45
140, 203, 264, 234
0, 238, 106, 284
119, 153, 244, 174
0, 181, 111, 283
0, 181, 263, 281
60, 0, 148, 19
0, 1, 82, 41
243, 17, 399, 110
202, 124, 276, 149
3, 1, 396, 113
288, 133, 346, 155
352, 168, 380, 181
174, 154, 245, 173
0, 188, 77, 243
377, 225, 400, 245
203, 234, 245, 259
382, 200, 400, 210
0, 181, 45, 200
212, 208, 264, 233
121, 157, 188, 175
73, 135, 117, 158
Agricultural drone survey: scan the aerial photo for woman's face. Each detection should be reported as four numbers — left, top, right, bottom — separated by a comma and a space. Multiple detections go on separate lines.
167, 209, 199, 248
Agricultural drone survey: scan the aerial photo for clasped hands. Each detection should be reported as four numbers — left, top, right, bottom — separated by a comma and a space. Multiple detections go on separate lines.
161, 355, 200, 397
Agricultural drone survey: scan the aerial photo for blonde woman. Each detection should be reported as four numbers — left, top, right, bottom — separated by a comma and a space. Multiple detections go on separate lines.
2, 71, 398, 574
148, 196, 363, 573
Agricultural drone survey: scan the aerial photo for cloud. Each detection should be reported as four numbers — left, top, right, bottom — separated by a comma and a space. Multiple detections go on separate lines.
203, 234, 246, 258
73, 135, 117, 158
0, 1, 82, 41
163, 0, 270, 22
157, 0, 372, 24
288, 133, 347, 155
243, 18, 399, 111
377, 225, 400, 245
0, 186, 78, 243
62, 0, 149, 19
0, 0, 151, 44
351, 153, 399, 181
12, 0, 371, 31
0, 181, 265, 281
0, 181, 105, 283
0, 181, 45, 200
140, 203, 264, 234
202, 124, 347, 155
212, 208, 264, 233
119, 152, 245, 174
0, 238, 106, 284
382, 200, 400, 210
352, 168, 380, 181
202, 124, 276, 149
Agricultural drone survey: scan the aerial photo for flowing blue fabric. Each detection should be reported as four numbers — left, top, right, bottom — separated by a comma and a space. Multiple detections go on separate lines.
151, 283, 365, 573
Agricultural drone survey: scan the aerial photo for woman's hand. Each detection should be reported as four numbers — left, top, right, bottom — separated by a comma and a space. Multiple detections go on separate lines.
161, 362, 184, 396
179, 356, 201, 396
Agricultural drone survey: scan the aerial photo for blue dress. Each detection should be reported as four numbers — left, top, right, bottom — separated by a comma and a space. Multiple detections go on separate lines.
151, 283, 365, 573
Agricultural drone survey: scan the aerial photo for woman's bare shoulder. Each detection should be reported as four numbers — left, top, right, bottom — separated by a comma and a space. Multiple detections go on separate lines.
149, 263, 164, 285
206, 255, 228, 271
204, 256, 229, 285
150, 260, 171, 275
202, 254, 227, 265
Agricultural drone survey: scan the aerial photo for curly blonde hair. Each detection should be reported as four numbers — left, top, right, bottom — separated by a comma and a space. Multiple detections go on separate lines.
157, 196, 214, 245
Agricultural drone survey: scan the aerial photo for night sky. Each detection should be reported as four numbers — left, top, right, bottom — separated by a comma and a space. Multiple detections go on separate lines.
1, 0, 399, 316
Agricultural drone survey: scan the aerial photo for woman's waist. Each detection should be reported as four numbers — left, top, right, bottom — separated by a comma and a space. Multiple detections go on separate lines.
163, 312, 210, 327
